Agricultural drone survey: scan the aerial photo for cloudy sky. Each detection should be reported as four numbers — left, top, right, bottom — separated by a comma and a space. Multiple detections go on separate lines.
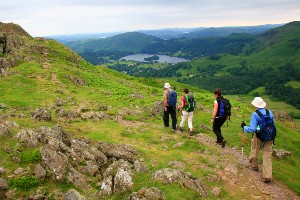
1, 0, 299, 36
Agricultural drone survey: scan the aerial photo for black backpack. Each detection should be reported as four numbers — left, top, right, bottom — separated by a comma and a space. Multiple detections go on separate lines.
217, 97, 231, 118
255, 109, 276, 148
184, 94, 196, 112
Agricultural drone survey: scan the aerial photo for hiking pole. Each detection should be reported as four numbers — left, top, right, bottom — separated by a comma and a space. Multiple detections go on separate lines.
242, 121, 245, 156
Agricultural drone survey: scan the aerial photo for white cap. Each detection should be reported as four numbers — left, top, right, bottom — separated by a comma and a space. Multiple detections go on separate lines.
251, 97, 266, 108
164, 83, 171, 88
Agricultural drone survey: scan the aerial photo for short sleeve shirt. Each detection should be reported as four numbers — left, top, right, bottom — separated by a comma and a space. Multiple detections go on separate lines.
163, 88, 173, 106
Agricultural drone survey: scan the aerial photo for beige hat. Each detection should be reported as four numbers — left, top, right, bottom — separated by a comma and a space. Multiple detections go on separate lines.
251, 97, 266, 108
164, 83, 171, 88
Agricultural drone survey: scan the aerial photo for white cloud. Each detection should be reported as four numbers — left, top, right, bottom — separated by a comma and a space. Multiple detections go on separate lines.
0, 0, 299, 36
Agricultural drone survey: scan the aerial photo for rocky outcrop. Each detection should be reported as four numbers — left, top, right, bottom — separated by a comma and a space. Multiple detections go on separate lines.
14, 125, 145, 198
67, 75, 87, 86
152, 168, 207, 197
126, 187, 166, 200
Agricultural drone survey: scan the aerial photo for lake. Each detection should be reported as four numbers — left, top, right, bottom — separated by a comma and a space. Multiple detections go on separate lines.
120, 54, 189, 64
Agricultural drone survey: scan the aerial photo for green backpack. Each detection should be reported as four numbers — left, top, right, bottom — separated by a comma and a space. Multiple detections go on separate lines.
184, 94, 196, 112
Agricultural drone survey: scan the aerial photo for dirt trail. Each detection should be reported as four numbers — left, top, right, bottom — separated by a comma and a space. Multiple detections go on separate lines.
193, 133, 300, 200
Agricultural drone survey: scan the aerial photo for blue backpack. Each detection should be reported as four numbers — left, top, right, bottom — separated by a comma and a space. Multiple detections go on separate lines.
168, 90, 177, 106
255, 109, 276, 148
217, 97, 231, 118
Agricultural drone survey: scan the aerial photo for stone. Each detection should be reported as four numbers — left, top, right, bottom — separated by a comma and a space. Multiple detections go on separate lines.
272, 149, 291, 159
28, 189, 46, 200
0, 103, 7, 109
211, 187, 221, 197
5, 189, 17, 199
152, 168, 207, 197
67, 75, 87, 86
0, 178, 8, 190
172, 142, 184, 148
0, 125, 9, 137
13, 167, 24, 175
126, 187, 166, 200
16, 130, 39, 147
134, 160, 148, 172
0, 167, 7, 174
32, 108, 51, 121
65, 189, 86, 200
67, 167, 89, 190
34, 164, 46, 179
97, 142, 139, 163
99, 159, 135, 198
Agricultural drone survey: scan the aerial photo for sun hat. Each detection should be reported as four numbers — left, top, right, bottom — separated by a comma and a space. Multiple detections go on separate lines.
164, 83, 171, 88
251, 97, 266, 108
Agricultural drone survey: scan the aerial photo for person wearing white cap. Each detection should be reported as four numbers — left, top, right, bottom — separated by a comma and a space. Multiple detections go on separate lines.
163, 83, 177, 131
241, 97, 275, 183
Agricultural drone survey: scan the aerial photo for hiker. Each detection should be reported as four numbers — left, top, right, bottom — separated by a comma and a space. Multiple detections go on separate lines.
210, 88, 228, 148
178, 88, 195, 135
163, 83, 177, 131
241, 97, 275, 183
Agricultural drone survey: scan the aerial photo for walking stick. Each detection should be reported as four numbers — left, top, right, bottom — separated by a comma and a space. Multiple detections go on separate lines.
242, 121, 245, 156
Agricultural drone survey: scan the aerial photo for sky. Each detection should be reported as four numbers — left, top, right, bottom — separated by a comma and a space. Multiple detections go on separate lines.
1, 0, 300, 36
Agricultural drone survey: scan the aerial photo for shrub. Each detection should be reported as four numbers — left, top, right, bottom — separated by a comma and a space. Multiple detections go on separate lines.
9, 176, 38, 190
20, 148, 42, 163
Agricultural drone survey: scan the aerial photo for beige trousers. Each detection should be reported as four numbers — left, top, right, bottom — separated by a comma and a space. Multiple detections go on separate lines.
249, 134, 273, 179
179, 111, 193, 130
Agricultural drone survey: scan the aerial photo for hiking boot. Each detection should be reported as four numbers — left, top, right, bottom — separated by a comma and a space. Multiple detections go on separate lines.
262, 178, 272, 183
188, 130, 193, 136
179, 127, 184, 132
222, 140, 227, 148
215, 141, 222, 145
250, 166, 259, 171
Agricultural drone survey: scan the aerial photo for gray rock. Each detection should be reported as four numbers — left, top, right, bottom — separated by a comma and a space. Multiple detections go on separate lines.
67, 75, 87, 86
172, 142, 184, 148
16, 130, 39, 147
0, 167, 7, 174
56, 108, 68, 118
28, 189, 46, 200
273, 149, 291, 159
13, 167, 24, 175
32, 108, 51, 121
40, 146, 68, 181
5, 189, 17, 199
126, 187, 166, 200
152, 168, 207, 197
64, 189, 86, 200
134, 160, 148, 172
34, 164, 46, 179
67, 166, 89, 190
0, 178, 8, 190
98, 142, 139, 163
99, 159, 135, 198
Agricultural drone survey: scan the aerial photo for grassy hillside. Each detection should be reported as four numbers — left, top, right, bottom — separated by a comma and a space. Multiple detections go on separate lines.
1, 23, 300, 199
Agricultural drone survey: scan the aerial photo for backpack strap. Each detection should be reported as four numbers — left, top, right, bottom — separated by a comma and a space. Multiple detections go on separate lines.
255, 109, 269, 117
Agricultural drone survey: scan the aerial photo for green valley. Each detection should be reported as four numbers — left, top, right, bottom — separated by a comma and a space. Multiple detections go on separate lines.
1, 22, 300, 199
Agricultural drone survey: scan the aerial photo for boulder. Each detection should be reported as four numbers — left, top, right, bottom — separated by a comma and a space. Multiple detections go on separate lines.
0, 167, 7, 174
65, 189, 86, 200
134, 160, 148, 172
99, 159, 135, 198
272, 149, 291, 159
126, 187, 166, 200
13, 167, 24, 175
28, 189, 46, 200
67, 166, 89, 190
32, 108, 51, 121
152, 168, 207, 197
0, 103, 6, 109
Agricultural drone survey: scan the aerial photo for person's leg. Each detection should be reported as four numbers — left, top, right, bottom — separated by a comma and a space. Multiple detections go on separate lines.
180, 111, 188, 129
187, 112, 193, 131
163, 106, 170, 127
262, 141, 273, 179
249, 134, 261, 170
213, 118, 224, 143
170, 106, 177, 130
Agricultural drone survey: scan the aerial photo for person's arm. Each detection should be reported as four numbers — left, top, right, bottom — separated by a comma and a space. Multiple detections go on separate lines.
163, 91, 168, 111
210, 101, 218, 123
244, 113, 258, 133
